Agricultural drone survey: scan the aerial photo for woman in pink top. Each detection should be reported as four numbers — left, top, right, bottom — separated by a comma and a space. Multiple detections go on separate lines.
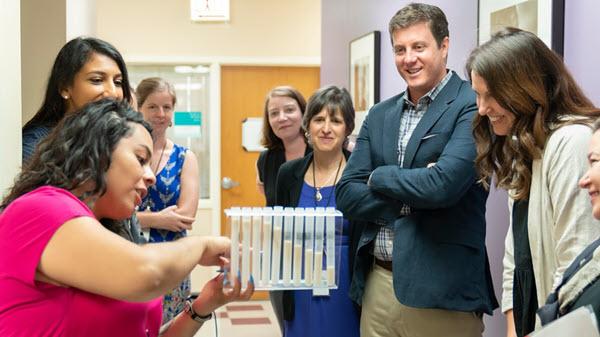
0, 99, 253, 337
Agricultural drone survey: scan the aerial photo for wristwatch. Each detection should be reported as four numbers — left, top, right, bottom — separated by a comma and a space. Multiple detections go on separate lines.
184, 299, 213, 323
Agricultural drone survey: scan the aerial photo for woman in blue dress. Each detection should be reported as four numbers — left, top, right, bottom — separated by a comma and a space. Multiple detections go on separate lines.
275, 85, 362, 337
136, 77, 200, 323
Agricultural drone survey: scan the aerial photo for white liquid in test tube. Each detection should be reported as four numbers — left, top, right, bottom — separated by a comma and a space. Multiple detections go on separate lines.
325, 207, 336, 286
314, 207, 325, 287
293, 208, 304, 286
282, 207, 294, 286
314, 251, 323, 287
261, 208, 273, 286
271, 207, 283, 285
241, 208, 251, 286
251, 208, 261, 286
229, 208, 241, 286
304, 208, 315, 286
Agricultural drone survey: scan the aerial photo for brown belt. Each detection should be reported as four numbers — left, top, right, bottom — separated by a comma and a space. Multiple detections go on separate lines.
375, 258, 393, 272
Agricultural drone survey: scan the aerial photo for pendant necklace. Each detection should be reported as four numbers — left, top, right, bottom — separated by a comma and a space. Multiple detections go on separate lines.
143, 140, 167, 211
153, 140, 168, 175
313, 155, 344, 205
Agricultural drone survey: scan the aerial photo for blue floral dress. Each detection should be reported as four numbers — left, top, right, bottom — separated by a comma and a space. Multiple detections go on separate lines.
141, 143, 191, 324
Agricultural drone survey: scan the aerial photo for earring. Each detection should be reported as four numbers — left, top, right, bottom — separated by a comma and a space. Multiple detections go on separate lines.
169, 121, 173, 127
305, 131, 312, 145
63, 95, 69, 100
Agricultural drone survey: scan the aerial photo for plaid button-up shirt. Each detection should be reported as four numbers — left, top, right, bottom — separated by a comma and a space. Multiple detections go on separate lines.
373, 70, 453, 261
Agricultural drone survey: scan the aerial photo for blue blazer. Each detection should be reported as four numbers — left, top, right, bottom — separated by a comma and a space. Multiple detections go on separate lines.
335, 73, 498, 314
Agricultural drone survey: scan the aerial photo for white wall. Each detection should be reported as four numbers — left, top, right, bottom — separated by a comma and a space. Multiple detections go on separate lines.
21, 0, 97, 125
66, 0, 97, 40
20, 0, 66, 126
96, 0, 320, 63
1, 0, 22, 196
96, 0, 322, 292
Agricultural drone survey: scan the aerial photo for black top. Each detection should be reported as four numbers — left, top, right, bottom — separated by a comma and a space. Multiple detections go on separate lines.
257, 146, 311, 206
512, 199, 538, 337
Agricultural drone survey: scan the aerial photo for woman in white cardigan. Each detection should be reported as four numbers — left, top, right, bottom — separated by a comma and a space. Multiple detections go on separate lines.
467, 27, 600, 337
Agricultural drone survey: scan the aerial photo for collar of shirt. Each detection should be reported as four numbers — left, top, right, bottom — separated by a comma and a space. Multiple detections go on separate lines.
401, 69, 454, 108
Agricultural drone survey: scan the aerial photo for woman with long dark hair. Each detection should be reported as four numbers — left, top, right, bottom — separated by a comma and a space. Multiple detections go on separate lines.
0, 99, 252, 337
22, 36, 131, 162
467, 27, 600, 337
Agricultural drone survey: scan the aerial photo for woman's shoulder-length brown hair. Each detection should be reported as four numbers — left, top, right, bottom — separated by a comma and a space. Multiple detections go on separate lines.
260, 86, 307, 150
466, 27, 600, 200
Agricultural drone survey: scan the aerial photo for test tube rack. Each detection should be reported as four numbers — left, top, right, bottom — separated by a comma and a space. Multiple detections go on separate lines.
224, 206, 343, 290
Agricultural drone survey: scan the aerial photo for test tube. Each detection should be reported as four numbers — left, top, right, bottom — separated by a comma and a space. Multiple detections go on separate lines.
282, 207, 294, 286
325, 207, 336, 286
251, 207, 262, 285
260, 207, 273, 286
303, 208, 315, 286
229, 207, 241, 286
271, 206, 284, 285
314, 207, 325, 287
241, 207, 252, 286
293, 208, 304, 286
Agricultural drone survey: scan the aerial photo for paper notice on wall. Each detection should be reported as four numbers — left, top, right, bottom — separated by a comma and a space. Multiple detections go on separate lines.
242, 117, 265, 152
174, 111, 202, 138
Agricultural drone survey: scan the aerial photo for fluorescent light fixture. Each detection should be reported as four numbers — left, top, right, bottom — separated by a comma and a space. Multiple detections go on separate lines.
174, 65, 210, 74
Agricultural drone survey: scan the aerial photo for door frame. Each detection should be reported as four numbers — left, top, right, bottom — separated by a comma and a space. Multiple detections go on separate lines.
126, 56, 320, 235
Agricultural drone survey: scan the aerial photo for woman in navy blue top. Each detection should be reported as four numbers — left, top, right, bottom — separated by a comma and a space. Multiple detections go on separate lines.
22, 37, 131, 163
275, 86, 362, 337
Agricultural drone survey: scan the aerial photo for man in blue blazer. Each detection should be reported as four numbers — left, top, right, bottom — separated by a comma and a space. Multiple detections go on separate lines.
336, 3, 498, 337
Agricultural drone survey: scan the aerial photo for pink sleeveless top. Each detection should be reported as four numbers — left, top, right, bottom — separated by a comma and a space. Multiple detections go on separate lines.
0, 186, 162, 337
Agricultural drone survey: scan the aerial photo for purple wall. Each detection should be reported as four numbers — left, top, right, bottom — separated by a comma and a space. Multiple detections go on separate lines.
564, 0, 600, 107
320, 0, 478, 100
321, 2, 508, 337
321, 2, 600, 337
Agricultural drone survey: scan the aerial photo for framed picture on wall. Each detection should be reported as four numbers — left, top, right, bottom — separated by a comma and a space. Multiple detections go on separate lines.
478, 0, 565, 55
349, 31, 380, 135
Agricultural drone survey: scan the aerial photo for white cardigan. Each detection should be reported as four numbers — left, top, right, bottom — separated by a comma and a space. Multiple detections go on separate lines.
502, 123, 600, 315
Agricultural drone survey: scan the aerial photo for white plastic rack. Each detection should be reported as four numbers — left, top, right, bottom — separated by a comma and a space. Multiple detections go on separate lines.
224, 206, 343, 290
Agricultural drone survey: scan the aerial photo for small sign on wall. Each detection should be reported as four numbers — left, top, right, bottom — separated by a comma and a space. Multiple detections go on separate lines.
174, 111, 202, 138
191, 0, 230, 22
242, 117, 265, 152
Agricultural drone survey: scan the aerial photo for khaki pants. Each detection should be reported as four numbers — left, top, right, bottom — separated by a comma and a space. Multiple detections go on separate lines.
361, 264, 484, 337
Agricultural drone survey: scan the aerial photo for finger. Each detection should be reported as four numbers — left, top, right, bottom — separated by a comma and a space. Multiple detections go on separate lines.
222, 269, 231, 287
213, 272, 225, 284
240, 276, 255, 300
167, 225, 181, 232
225, 273, 242, 299
219, 256, 230, 267
164, 205, 178, 211
171, 224, 185, 232
174, 214, 195, 223
179, 215, 196, 223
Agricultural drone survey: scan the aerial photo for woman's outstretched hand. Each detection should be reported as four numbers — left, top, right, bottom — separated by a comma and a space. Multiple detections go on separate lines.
191, 272, 255, 316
